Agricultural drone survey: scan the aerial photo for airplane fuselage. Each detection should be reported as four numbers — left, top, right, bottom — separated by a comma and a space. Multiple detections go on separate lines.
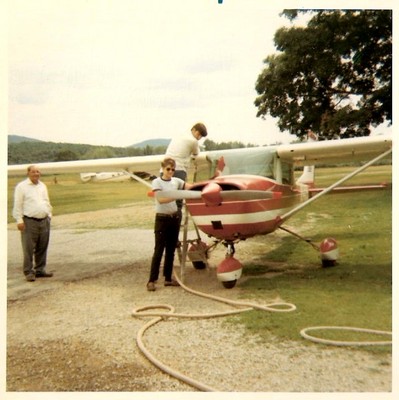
187, 175, 305, 241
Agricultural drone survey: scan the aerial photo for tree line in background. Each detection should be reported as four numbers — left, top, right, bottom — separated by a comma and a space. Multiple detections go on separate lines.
8, 139, 256, 165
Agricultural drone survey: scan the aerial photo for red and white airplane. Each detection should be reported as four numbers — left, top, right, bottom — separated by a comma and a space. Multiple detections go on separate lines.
8, 134, 392, 288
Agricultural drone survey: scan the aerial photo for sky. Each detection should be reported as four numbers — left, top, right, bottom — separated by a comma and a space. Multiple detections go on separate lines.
8, 0, 295, 147
5, 0, 393, 148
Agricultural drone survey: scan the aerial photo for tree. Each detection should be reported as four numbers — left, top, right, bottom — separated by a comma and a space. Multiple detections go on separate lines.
254, 10, 392, 140
203, 139, 256, 151
54, 149, 78, 161
81, 147, 116, 160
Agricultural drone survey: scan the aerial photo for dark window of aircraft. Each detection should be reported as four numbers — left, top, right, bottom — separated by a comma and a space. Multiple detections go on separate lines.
211, 221, 224, 230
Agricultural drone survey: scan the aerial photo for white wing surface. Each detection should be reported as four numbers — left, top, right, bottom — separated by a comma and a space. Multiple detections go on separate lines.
276, 135, 392, 166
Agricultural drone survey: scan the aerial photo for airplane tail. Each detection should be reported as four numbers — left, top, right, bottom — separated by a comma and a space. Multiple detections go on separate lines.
295, 130, 317, 187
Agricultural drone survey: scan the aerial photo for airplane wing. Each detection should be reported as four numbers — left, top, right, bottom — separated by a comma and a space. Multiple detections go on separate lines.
7, 135, 392, 183
275, 134, 392, 166
7, 154, 166, 177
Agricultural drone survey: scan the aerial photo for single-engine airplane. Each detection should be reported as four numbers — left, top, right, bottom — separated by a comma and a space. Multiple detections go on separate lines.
8, 134, 392, 288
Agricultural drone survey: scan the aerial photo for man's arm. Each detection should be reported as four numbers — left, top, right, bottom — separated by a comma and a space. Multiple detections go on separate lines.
12, 184, 25, 230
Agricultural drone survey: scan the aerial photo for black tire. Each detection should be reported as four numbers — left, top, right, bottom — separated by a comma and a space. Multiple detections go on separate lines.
192, 261, 206, 270
222, 280, 237, 289
322, 259, 336, 268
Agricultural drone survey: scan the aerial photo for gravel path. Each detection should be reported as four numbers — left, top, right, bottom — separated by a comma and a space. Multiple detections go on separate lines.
5, 208, 393, 395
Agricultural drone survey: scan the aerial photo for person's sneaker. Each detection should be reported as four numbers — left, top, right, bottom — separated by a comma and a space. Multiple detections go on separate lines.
164, 279, 180, 287
146, 282, 156, 291
26, 273, 36, 282
35, 271, 53, 278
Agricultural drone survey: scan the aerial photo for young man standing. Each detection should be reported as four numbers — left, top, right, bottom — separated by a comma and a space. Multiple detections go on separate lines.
147, 158, 193, 291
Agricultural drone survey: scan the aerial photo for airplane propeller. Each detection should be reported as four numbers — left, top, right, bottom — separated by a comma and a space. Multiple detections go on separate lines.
156, 190, 202, 200
156, 189, 277, 203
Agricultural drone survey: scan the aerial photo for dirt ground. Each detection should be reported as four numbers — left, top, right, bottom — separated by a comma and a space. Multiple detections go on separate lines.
4, 205, 394, 396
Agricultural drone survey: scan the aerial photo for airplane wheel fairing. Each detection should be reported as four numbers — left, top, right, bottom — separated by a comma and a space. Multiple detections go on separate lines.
217, 257, 242, 288
222, 280, 237, 289
320, 237, 339, 268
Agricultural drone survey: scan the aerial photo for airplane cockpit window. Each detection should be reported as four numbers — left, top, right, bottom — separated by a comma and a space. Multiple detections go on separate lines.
192, 147, 295, 184
207, 147, 277, 178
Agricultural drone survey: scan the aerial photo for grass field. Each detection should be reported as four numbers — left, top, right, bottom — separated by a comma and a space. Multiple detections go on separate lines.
237, 188, 392, 351
237, 165, 392, 352
7, 165, 392, 352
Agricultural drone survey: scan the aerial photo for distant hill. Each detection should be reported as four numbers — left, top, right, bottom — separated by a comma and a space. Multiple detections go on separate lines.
7, 135, 170, 165
8, 135, 44, 143
130, 138, 170, 148
9, 135, 171, 148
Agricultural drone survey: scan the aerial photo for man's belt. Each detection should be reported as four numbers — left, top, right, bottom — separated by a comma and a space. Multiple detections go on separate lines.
156, 213, 180, 218
23, 215, 47, 222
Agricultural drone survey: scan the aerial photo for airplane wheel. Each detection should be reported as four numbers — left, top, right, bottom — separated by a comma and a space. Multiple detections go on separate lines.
222, 280, 237, 289
217, 257, 242, 289
188, 242, 208, 269
322, 259, 336, 268
192, 261, 206, 270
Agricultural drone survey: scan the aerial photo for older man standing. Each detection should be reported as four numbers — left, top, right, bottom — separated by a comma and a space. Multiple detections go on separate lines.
12, 165, 53, 282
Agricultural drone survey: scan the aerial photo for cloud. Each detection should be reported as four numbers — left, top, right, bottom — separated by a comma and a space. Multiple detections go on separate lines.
7, 1, 308, 146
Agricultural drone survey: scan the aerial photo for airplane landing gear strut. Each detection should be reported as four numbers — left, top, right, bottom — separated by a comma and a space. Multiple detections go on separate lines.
278, 225, 339, 267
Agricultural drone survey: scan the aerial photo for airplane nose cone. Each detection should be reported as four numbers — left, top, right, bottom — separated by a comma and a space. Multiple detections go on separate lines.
201, 182, 222, 206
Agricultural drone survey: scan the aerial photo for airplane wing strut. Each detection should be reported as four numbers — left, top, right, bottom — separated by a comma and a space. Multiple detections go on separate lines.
279, 147, 392, 224
124, 170, 153, 189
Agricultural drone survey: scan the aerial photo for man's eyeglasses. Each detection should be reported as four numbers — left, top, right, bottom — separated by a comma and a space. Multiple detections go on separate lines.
166, 167, 175, 172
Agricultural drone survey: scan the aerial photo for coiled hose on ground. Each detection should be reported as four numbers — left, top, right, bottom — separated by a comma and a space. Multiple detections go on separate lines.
131, 272, 391, 391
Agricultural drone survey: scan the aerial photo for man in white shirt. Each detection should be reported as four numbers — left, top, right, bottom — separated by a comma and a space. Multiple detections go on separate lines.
147, 158, 194, 291
12, 165, 53, 282
164, 122, 207, 181
164, 122, 207, 211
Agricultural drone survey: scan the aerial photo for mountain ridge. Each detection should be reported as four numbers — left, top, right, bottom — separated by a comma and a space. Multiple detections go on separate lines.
8, 135, 170, 148
8, 135, 44, 144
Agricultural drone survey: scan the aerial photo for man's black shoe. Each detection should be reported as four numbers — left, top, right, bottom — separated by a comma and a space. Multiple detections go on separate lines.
164, 279, 180, 287
26, 273, 36, 282
35, 271, 54, 278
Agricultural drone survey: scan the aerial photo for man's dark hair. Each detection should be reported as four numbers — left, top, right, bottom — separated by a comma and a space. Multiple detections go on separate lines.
161, 158, 176, 168
192, 122, 208, 137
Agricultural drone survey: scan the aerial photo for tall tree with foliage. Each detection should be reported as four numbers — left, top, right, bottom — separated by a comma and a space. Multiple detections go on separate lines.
254, 10, 392, 140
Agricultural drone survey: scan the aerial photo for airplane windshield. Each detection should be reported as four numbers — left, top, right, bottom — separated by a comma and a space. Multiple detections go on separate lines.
192, 146, 294, 184
207, 147, 277, 178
